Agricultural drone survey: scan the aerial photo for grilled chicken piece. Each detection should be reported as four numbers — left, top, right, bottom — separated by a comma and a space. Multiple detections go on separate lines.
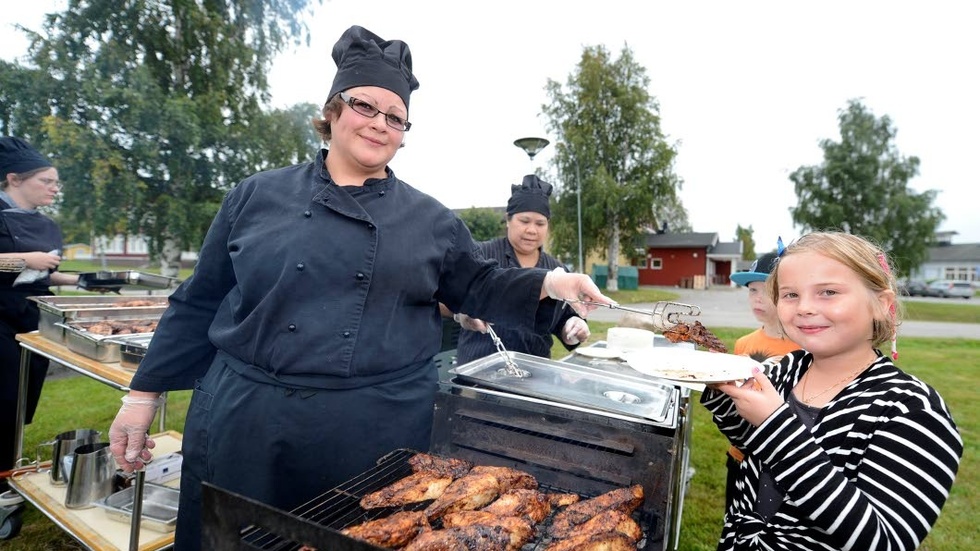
360, 471, 454, 509
403, 525, 513, 551
566, 509, 642, 542
409, 453, 474, 478
548, 492, 582, 508
423, 472, 501, 521
441, 511, 534, 550
481, 488, 552, 523
468, 465, 538, 491
662, 321, 727, 353
341, 510, 430, 548
549, 485, 644, 538
544, 531, 637, 551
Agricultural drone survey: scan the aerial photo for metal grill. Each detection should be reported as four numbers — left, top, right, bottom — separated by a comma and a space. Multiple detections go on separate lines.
203, 448, 655, 551
201, 362, 691, 551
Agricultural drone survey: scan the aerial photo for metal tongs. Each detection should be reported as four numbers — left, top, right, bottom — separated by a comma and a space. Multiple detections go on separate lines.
564, 299, 702, 332
486, 324, 531, 379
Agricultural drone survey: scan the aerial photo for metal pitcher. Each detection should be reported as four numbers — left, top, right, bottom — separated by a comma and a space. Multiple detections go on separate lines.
36, 428, 101, 485
64, 442, 115, 509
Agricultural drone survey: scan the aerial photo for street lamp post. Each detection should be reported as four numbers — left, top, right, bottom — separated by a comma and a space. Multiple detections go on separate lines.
575, 161, 583, 274
513, 137, 550, 161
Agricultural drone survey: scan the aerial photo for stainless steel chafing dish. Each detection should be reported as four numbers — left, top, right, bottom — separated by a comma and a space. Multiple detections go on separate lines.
55, 320, 157, 363
29, 295, 168, 344
94, 483, 179, 533
118, 334, 154, 370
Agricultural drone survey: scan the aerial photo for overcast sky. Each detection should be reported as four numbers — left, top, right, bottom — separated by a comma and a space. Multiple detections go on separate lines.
4, 1, 979, 255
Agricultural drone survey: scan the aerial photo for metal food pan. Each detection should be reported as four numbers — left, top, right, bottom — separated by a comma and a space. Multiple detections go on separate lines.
117, 334, 154, 371
94, 483, 179, 533
29, 295, 169, 344
77, 270, 176, 291
450, 351, 676, 423
56, 320, 157, 363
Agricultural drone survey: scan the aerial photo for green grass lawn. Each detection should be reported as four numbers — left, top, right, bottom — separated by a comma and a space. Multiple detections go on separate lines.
9, 323, 976, 550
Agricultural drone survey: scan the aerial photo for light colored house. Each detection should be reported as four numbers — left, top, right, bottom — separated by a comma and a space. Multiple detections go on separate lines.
908, 231, 979, 282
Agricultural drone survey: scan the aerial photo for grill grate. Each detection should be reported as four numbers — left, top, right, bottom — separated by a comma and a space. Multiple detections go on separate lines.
206, 449, 655, 551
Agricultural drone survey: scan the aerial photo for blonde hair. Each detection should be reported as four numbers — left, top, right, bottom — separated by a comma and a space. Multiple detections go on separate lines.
767, 231, 902, 349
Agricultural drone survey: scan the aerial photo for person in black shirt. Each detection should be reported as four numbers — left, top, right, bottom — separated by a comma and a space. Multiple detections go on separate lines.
448, 175, 590, 365
107, 26, 611, 550
0, 137, 79, 506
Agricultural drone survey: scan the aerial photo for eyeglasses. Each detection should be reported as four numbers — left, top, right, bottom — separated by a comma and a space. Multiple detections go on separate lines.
37, 177, 63, 190
339, 92, 411, 132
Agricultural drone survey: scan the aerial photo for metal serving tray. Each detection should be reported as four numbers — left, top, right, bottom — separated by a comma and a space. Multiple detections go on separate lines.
77, 270, 176, 291
29, 295, 169, 344
56, 320, 156, 363
118, 334, 154, 371
94, 483, 179, 533
450, 351, 675, 423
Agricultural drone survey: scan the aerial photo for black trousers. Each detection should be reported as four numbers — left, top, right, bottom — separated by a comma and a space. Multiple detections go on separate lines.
0, 319, 49, 485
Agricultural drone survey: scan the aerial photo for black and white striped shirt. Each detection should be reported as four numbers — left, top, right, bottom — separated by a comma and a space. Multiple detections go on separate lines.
701, 350, 963, 550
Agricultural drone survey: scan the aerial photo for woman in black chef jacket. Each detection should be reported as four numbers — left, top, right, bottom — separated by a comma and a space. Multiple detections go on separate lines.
108, 25, 611, 550
0, 137, 80, 506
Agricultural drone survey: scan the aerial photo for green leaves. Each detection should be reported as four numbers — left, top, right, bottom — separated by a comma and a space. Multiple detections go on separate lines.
0, 0, 322, 262
788, 99, 943, 276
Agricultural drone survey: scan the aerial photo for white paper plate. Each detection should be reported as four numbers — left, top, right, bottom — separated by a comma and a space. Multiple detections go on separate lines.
574, 345, 625, 360
622, 348, 761, 383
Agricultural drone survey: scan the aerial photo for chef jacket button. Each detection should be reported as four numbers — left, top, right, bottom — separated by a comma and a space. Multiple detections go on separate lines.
287, 324, 297, 332
355, 272, 365, 280
303, 210, 312, 218
378, 190, 385, 197
367, 223, 375, 230
296, 262, 305, 271
343, 331, 351, 338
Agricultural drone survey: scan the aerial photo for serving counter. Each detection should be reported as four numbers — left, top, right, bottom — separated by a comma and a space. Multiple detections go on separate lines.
9, 331, 179, 550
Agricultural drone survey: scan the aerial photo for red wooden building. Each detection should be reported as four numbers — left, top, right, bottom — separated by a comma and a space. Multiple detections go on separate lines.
633, 232, 742, 288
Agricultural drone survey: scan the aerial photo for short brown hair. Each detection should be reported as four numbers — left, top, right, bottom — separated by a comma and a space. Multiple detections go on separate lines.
312, 95, 345, 143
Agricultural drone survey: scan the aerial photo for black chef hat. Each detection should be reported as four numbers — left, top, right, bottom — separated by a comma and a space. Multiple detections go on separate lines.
328, 25, 419, 110
506, 175, 553, 219
0, 136, 53, 177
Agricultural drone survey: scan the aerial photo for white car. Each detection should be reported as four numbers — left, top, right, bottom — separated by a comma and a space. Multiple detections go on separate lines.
926, 280, 974, 299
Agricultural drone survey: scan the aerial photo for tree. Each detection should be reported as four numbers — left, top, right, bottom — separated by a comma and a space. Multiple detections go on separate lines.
735, 225, 756, 260
0, 0, 321, 276
543, 44, 686, 289
458, 207, 505, 242
789, 99, 944, 276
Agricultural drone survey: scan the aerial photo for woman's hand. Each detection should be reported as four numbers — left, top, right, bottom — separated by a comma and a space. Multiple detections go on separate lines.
541, 268, 613, 316
22, 251, 62, 271
561, 317, 590, 345
712, 367, 784, 427
108, 392, 161, 472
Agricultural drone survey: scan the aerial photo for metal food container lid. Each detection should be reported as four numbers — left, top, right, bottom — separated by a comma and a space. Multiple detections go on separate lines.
450, 351, 675, 422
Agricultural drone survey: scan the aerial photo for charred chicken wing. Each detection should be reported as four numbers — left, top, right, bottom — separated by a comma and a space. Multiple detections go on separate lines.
403, 525, 513, 551
549, 485, 644, 539
341, 510, 430, 548
360, 471, 455, 510
441, 511, 534, 550
481, 488, 552, 523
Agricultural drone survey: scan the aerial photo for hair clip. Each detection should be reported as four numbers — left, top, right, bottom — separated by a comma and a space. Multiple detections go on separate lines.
776, 236, 786, 257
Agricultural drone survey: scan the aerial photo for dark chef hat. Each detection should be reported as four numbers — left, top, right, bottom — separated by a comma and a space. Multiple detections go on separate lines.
506, 175, 553, 219
328, 25, 420, 110
0, 136, 53, 177
731, 252, 780, 286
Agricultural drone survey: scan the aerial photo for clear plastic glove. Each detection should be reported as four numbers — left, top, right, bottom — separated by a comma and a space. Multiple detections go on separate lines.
109, 394, 161, 472
453, 312, 488, 333
562, 317, 590, 345
541, 267, 613, 316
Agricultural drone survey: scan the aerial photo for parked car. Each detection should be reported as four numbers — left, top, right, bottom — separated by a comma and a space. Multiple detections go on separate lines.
900, 280, 930, 297
926, 280, 974, 299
